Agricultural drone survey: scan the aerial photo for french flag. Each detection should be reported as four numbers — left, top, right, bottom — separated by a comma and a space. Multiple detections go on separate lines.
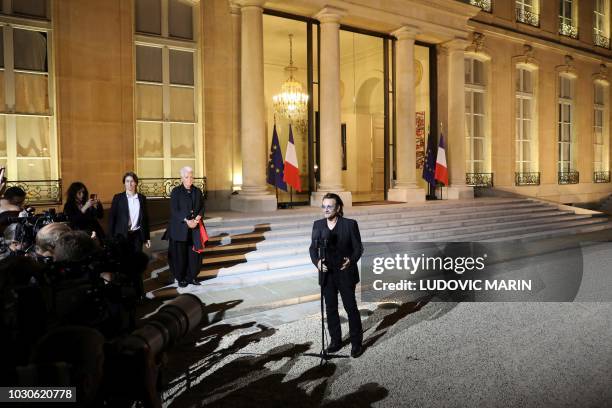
434, 134, 448, 186
283, 124, 302, 192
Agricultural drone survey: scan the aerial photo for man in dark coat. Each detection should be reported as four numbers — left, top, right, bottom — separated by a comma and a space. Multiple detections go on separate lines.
309, 192, 364, 358
108, 172, 151, 253
168, 166, 204, 288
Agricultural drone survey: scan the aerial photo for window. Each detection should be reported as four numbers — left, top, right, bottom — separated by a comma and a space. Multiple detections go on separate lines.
0, 0, 56, 181
593, 82, 608, 174
465, 58, 486, 173
558, 75, 574, 173
516, 68, 535, 173
594, 0, 610, 48
516, 0, 539, 26
134, 0, 201, 179
559, 0, 578, 38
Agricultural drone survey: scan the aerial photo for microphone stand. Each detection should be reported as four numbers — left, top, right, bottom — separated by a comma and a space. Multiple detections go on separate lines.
317, 239, 328, 365
304, 237, 349, 364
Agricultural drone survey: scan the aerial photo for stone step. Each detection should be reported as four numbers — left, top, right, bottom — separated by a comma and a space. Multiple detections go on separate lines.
486, 220, 612, 242
441, 217, 609, 242
204, 216, 602, 277
232, 212, 576, 262
205, 205, 561, 246
202, 207, 563, 254
207, 198, 532, 227
205, 200, 548, 234
202, 212, 580, 264
206, 203, 557, 239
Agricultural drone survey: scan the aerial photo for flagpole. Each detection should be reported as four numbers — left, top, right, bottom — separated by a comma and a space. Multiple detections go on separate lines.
439, 121, 443, 200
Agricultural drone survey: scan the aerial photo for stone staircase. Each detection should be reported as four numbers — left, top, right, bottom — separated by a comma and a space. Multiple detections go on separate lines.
601, 194, 612, 214
144, 197, 612, 303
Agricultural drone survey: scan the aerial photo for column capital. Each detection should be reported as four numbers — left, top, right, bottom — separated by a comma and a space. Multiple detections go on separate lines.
392, 25, 419, 41
443, 37, 470, 52
314, 6, 346, 24
234, 0, 266, 9
228, 0, 241, 14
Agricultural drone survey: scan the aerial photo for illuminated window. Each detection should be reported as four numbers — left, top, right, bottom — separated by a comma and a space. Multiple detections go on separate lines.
593, 82, 609, 176
593, 0, 610, 48
516, 68, 536, 173
559, 0, 578, 38
558, 75, 574, 173
516, 0, 539, 26
465, 58, 487, 173
0, 0, 57, 181
134, 0, 202, 179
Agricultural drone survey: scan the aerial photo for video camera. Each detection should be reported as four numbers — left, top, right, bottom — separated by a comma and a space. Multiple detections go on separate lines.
3, 208, 68, 252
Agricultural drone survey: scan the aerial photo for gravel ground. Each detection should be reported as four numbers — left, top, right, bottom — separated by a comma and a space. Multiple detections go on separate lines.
159, 244, 612, 408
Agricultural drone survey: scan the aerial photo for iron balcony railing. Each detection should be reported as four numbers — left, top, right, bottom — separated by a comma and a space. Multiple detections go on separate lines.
516, 8, 539, 27
558, 171, 579, 185
593, 32, 610, 49
6, 179, 62, 205
559, 22, 578, 39
515, 172, 540, 186
466, 173, 494, 187
139, 177, 208, 199
594, 171, 611, 183
469, 0, 491, 12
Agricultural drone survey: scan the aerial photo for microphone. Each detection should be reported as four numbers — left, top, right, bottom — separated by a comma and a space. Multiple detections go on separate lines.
319, 228, 330, 264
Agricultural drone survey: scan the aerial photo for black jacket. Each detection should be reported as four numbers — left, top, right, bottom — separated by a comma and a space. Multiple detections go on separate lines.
64, 201, 105, 239
108, 192, 150, 241
168, 184, 204, 242
309, 216, 363, 286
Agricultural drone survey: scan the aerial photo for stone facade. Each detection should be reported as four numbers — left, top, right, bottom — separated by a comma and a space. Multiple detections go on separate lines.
27, 0, 612, 209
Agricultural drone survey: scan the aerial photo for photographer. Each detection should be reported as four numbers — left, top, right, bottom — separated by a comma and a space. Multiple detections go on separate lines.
53, 230, 100, 264
0, 186, 27, 234
0, 186, 26, 214
0, 223, 26, 260
34, 222, 72, 259
64, 182, 105, 240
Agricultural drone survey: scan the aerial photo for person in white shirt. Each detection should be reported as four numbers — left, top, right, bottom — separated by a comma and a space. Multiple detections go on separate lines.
108, 172, 151, 253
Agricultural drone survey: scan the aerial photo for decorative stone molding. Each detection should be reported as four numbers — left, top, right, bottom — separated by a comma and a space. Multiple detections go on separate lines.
464, 32, 490, 61
514, 44, 538, 69
466, 32, 484, 53
555, 54, 577, 78
234, 0, 266, 8
314, 6, 346, 24
593, 63, 609, 85
442, 37, 470, 52
392, 25, 419, 41
228, 0, 241, 14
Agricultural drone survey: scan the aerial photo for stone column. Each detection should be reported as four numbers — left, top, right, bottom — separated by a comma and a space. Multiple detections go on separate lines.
230, 0, 277, 212
310, 6, 352, 207
444, 38, 473, 199
388, 26, 426, 202
229, 1, 242, 191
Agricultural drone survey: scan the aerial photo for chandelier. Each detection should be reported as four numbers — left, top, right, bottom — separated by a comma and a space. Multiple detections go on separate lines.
273, 34, 309, 121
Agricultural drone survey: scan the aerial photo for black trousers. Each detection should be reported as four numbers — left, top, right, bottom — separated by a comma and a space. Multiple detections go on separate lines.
127, 230, 144, 253
322, 269, 363, 347
169, 235, 201, 282
126, 231, 145, 297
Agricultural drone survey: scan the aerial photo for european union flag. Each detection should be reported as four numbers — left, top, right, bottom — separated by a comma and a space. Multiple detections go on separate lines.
267, 124, 288, 191
422, 132, 437, 188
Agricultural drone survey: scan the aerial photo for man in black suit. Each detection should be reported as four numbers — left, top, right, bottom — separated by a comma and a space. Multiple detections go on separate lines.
108, 172, 151, 253
309, 192, 364, 358
168, 166, 204, 288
